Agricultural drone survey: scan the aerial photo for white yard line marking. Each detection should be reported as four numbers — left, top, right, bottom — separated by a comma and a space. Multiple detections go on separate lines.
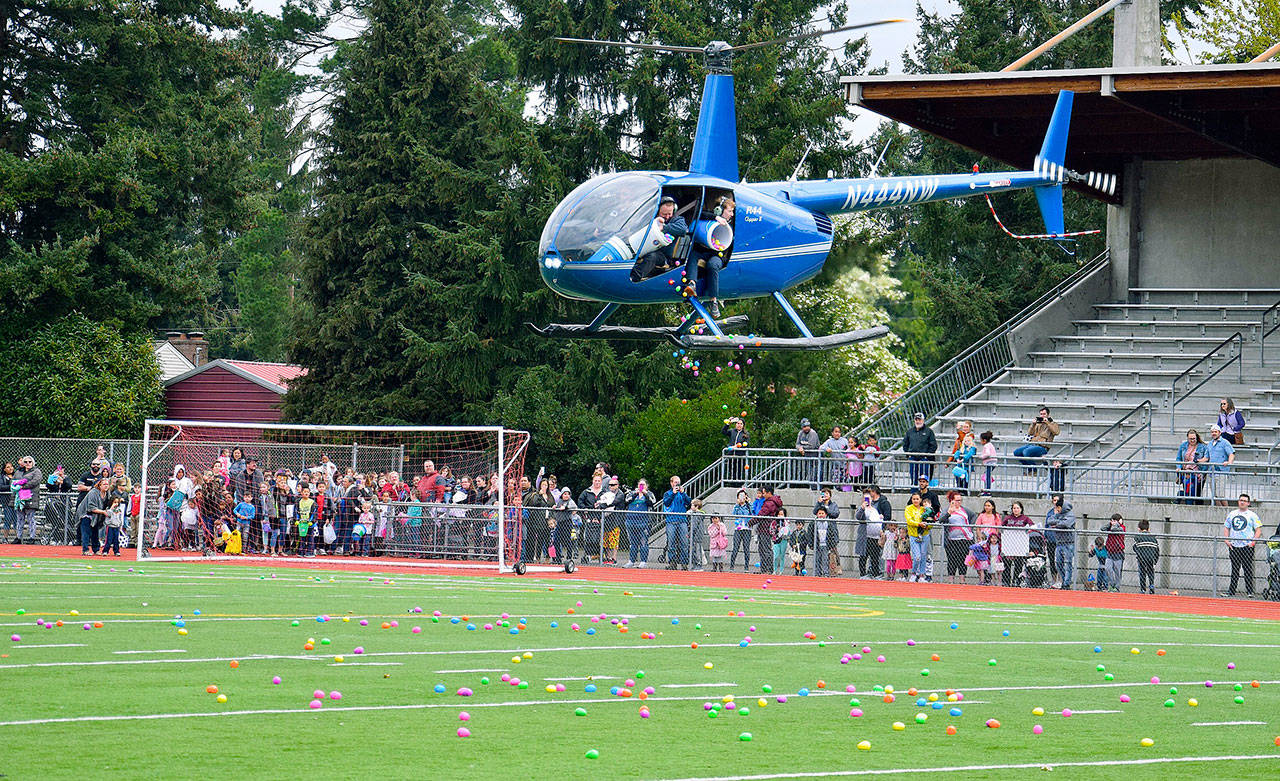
327, 662, 402, 667
435, 668, 510, 674
5, 643, 86, 649
542, 676, 615, 681
112, 649, 187, 654
656, 755, 1280, 780
0, 691, 816, 727
1064, 709, 1123, 714
659, 683, 738, 688
1192, 720, 1267, 726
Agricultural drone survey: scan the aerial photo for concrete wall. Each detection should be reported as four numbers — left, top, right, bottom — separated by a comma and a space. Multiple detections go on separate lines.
1134, 159, 1280, 288
1008, 258, 1112, 364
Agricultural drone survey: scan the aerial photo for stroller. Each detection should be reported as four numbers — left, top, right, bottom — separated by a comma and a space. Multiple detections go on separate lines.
1024, 534, 1049, 588
1263, 536, 1280, 602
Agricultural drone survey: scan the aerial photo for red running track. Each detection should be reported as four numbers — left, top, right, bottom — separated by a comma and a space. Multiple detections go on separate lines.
4, 544, 1278, 621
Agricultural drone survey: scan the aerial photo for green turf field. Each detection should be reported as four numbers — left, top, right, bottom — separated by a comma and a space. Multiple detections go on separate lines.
1, 557, 1278, 779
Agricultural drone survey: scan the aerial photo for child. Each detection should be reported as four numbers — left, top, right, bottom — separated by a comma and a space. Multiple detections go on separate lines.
893, 523, 912, 580
217, 448, 231, 474
966, 532, 991, 584
979, 431, 997, 495
1132, 519, 1160, 595
688, 498, 707, 571
374, 491, 394, 556
862, 435, 880, 488
788, 518, 808, 574
103, 496, 124, 556
296, 487, 316, 557
128, 484, 142, 545
233, 490, 256, 549
730, 490, 752, 572
1087, 536, 1110, 591
953, 432, 976, 490
883, 523, 899, 580
707, 514, 728, 572
809, 506, 839, 577
355, 501, 375, 556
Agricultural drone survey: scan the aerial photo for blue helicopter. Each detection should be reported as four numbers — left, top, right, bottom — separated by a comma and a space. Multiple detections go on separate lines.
530, 23, 1117, 352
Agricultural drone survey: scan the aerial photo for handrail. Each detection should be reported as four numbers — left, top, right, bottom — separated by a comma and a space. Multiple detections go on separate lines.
852, 249, 1110, 442
1169, 332, 1243, 433
1259, 298, 1280, 366
1064, 399, 1153, 464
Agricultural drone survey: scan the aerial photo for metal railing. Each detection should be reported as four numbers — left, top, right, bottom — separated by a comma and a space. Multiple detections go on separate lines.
1259, 299, 1280, 366
1170, 331, 1243, 432
851, 249, 1110, 442
11, 493, 1274, 598
1062, 399, 1153, 463
675, 450, 1280, 504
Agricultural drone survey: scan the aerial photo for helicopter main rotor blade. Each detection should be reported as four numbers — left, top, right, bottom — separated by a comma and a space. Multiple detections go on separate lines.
726, 18, 906, 52
553, 37, 706, 54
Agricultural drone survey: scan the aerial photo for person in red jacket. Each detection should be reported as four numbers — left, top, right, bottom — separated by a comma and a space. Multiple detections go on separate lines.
415, 460, 446, 504
752, 485, 783, 573
1101, 513, 1126, 592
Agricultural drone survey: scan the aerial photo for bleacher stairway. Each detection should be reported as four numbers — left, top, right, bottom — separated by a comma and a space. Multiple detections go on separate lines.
937, 288, 1280, 468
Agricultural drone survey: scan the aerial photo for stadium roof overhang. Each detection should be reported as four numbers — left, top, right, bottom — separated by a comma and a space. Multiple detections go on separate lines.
840, 63, 1280, 204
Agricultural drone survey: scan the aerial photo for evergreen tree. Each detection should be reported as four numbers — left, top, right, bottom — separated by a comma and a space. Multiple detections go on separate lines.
286, 0, 563, 423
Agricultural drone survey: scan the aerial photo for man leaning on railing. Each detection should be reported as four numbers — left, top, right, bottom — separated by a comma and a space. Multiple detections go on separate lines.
903, 413, 937, 487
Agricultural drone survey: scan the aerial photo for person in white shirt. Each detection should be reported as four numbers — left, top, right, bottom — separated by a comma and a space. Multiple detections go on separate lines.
1224, 493, 1263, 597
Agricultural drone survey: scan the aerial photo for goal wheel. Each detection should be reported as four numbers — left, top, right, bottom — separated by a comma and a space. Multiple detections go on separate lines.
513, 562, 527, 576
564, 560, 577, 574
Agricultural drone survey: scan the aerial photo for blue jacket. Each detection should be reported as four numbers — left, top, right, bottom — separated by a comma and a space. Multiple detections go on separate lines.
1176, 440, 1208, 466
657, 216, 689, 262
625, 490, 656, 526
1044, 502, 1076, 545
662, 488, 691, 523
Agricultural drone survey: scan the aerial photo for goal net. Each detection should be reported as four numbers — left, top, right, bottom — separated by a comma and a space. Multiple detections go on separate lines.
138, 420, 530, 572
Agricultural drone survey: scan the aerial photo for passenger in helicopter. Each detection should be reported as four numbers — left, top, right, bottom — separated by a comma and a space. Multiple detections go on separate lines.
686, 193, 734, 319
629, 196, 689, 282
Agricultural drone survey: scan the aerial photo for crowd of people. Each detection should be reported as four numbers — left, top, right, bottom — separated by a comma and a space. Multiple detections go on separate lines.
0, 432, 1275, 598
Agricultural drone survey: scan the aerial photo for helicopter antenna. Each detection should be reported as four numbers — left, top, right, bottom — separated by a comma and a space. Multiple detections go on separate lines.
554, 19, 903, 73
869, 138, 892, 178
789, 141, 814, 182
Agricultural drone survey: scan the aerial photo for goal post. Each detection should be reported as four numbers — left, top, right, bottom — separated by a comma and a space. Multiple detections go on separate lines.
138, 419, 530, 572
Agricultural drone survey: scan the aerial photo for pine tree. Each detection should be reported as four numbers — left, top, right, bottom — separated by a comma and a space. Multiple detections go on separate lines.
286, 0, 562, 423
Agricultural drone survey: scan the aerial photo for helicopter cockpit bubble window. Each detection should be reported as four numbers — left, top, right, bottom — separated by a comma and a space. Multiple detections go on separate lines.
540, 174, 662, 262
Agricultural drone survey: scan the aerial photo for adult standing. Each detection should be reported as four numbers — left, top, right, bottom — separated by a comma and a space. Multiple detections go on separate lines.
755, 485, 783, 573
722, 417, 749, 484
662, 476, 692, 570
808, 506, 839, 577
13, 456, 44, 545
1101, 513, 1127, 591
1204, 425, 1236, 507
903, 492, 933, 582
522, 477, 551, 563
1044, 494, 1076, 589
1175, 428, 1209, 505
819, 426, 849, 487
1000, 501, 1035, 586
578, 474, 606, 565
903, 413, 938, 486
76, 477, 111, 556
227, 447, 247, 484
729, 489, 753, 572
795, 418, 820, 488
911, 475, 942, 517
1223, 493, 1263, 598
233, 459, 260, 506
623, 479, 657, 568
813, 488, 840, 521
855, 485, 891, 579
1217, 398, 1246, 445
942, 492, 973, 584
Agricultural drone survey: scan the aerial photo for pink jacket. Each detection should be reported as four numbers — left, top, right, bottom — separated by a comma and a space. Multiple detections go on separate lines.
708, 521, 729, 551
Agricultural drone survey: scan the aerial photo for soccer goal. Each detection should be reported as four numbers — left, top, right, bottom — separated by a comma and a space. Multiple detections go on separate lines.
138, 419, 531, 572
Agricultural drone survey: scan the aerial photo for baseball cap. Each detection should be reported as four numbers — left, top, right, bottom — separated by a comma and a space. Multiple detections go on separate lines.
1210, 424, 1222, 432
913, 412, 925, 420
800, 418, 811, 427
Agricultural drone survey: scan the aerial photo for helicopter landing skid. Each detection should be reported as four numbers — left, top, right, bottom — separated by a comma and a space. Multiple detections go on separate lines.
670, 325, 890, 352
526, 314, 750, 341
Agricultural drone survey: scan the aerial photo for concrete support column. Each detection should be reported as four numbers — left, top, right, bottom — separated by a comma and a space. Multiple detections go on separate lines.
1106, 160, 1143, 301
1112, 0, 1161, 67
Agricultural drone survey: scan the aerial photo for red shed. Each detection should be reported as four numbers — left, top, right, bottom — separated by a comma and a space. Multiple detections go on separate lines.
163, 360, 306, 424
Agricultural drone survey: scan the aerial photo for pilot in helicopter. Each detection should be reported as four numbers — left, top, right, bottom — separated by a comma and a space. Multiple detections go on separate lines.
629, 196, 688, 282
